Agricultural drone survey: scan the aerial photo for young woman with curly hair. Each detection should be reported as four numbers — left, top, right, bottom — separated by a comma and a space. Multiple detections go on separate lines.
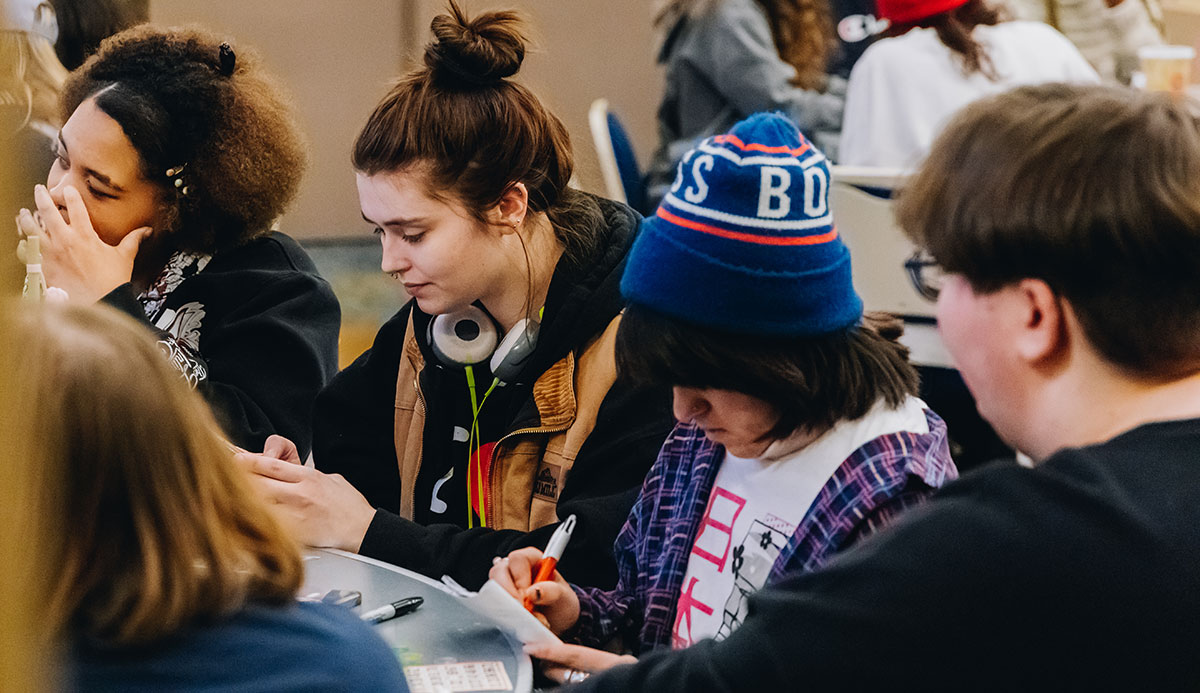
645, 0, 875, 208
237, 2, 673, 593
839, 0, 1100, 168
3, 303, 402, 689
14, 25, 340, 458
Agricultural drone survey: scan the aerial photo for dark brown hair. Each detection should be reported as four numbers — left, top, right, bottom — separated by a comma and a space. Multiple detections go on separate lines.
48, 0, 148, 71
62, 25, 307, 253
353, 1, 603, 266
616, 305, 919, 437
896, 83, 1200, 378
886, 0, 1004, 78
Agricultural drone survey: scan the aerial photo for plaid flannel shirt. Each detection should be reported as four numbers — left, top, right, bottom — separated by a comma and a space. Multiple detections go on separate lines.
571, 408, 956, 653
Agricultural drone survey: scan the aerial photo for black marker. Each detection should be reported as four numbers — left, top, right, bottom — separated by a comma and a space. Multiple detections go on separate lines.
361, 596, 424, 624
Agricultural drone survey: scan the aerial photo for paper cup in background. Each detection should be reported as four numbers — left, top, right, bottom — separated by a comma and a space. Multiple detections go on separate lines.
1138, 45, 1196, 97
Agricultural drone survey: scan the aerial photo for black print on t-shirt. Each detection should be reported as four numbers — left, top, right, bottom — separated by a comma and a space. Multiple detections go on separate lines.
717, 519, 788, 639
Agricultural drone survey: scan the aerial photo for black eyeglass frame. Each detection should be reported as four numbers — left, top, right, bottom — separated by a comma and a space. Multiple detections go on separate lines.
904, 250, 942, 303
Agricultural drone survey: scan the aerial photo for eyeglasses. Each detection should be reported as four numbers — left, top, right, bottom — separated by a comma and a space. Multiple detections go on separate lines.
904, 250, 946, 302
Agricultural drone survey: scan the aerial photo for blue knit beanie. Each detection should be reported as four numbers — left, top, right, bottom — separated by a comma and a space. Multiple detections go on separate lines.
621, 112, 862, 336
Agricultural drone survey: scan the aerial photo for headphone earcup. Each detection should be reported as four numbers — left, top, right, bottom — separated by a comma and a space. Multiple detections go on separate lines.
428, 306, 499, 367
490, 318, 540, 383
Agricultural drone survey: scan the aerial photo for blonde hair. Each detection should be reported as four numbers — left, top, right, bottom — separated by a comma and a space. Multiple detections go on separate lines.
0, 305, 46, 684
0, 29, 67, 132
9, 303, 304, 647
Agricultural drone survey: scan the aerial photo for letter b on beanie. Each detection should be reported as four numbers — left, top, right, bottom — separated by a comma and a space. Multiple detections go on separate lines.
621, 112, 861, 336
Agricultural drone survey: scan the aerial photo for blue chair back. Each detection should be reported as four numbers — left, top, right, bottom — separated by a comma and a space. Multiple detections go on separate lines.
606, 110, 646, 213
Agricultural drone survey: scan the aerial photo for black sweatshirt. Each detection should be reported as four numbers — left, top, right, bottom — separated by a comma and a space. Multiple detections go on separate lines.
312, 196, 675, 590
576, 418, 1200, 691
103, 232, 341, 458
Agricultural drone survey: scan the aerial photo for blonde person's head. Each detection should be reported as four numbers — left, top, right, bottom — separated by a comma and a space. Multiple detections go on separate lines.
10, 303, 303, 647
0, 27, 68, 132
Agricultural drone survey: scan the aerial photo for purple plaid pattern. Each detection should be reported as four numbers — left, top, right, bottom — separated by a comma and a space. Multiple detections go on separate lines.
571, 409, 956, 653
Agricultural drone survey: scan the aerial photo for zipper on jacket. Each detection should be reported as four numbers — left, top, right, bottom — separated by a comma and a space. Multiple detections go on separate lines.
488, 422, 571, 526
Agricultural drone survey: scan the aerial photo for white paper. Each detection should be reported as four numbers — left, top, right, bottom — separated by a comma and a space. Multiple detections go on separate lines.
404, 661, 513, 693
452, 579, 562, 647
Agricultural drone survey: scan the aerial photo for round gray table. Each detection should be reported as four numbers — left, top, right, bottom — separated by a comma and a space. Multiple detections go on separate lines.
302, 549, 533, 692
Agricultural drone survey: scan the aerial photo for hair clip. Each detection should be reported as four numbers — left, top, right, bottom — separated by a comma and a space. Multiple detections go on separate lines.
165, 164, 191, 196
218, 42, 236, 76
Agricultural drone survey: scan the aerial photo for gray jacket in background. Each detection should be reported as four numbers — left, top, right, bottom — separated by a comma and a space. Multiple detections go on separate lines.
646, 0, 846, 211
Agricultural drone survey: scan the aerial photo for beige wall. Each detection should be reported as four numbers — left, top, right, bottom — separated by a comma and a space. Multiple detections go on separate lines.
151, 0, 662, 240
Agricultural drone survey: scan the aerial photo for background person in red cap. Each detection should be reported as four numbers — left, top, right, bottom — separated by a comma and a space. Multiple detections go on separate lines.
839, 0, 1098, 168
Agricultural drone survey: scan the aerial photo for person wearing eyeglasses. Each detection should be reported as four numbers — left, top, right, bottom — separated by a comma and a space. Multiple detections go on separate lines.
565, 82, 1200, 692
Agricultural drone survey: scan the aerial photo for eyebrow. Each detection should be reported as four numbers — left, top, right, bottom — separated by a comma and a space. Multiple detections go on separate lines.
361, 212, 427, 228
58, 133, 128, 194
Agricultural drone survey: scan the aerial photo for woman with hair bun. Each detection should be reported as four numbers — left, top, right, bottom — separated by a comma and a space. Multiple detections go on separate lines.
15, 25, 340, 458
239, 2, 674, 591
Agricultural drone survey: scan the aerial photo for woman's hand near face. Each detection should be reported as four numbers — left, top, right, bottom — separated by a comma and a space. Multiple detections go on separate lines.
18, 184, 151, 303
488, 547, 582, 635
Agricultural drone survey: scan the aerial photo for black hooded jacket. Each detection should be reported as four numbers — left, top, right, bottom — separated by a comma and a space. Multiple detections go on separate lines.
312, 195, 675, 589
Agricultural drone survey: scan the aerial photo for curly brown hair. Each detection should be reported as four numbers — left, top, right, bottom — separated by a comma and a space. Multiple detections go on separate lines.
655, 0, 836, 91
756, 0, 836, 91
61, 25, 306, 254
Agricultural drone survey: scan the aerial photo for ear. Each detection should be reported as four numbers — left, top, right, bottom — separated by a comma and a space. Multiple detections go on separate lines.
488, 182, 529, 234
1010, 278, 1068, 366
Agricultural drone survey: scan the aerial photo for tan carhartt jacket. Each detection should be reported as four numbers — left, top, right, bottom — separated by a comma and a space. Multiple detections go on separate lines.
393, 312, 623, 531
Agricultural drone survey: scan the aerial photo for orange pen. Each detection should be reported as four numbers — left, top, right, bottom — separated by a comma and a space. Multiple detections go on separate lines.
524, 514, 577, 612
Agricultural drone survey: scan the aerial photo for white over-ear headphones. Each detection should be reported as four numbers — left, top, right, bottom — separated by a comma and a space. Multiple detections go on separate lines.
428, 306, 540, 384
428, 306, 497, 367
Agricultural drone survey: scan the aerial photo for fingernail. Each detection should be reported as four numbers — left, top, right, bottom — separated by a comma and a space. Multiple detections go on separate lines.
492, 556, 502, 565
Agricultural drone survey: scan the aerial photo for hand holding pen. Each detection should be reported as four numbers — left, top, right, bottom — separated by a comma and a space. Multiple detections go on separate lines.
525, 514, 576, 610
487, 514, 581, 636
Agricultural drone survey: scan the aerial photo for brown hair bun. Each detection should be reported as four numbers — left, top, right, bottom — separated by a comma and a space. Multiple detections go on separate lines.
424, 0, 525, 87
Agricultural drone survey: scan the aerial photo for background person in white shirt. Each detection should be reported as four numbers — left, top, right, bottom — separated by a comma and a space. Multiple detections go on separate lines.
839, 0, 1098, 168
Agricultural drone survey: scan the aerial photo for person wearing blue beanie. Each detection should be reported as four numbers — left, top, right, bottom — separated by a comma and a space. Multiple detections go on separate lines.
489, 112, 957, 684
623, 111, 862, 336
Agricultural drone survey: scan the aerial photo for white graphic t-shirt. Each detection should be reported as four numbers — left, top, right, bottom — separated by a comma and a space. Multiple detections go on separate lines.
672, 395, 930, 648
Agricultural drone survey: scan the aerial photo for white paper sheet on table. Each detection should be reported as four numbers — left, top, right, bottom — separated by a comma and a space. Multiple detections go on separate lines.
442, 577, 562, 647
404, 661, 513, 693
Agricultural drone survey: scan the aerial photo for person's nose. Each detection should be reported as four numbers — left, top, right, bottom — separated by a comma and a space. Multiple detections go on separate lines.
45, 166, 71, 209
672, 386, 709, 423
380, 233, 411, 276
